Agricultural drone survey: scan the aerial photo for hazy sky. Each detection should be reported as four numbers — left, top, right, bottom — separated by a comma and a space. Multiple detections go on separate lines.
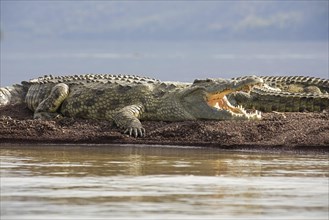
1, 1, 328, 86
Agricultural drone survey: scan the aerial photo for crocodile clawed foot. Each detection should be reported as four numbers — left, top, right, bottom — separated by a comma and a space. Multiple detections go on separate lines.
124, 127, 146, 137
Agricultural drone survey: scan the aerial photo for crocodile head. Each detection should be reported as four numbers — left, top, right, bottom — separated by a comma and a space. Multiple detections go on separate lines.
181, 76, 263, 120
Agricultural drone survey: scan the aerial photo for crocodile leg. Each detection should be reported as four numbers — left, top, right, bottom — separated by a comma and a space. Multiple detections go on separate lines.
112, 104, 145, 137
34, 83, 69, 119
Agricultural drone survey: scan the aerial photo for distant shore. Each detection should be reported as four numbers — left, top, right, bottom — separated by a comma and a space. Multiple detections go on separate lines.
1, 104, 328, 153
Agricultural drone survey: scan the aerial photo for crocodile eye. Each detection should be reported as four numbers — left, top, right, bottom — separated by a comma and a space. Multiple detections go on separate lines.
193, 78, 214, 84
193, 79, 203, 84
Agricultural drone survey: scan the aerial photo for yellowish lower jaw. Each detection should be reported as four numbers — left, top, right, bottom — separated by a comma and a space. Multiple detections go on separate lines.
206, 89, 232, 107
206, 90, 261, 118
206, 84, 258, 111
208, 94, 243, 114
206, 84, 255, 107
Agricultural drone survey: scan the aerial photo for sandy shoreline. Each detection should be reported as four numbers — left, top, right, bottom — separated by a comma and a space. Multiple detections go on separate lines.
1, 104, 328, 153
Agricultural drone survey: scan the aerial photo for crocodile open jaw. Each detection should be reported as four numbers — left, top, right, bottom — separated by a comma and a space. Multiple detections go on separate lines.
206, 86, 261, 119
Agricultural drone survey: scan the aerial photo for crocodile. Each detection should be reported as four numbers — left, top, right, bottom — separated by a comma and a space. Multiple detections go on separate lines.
0, 74, 263, 137
229, 76, 329, 112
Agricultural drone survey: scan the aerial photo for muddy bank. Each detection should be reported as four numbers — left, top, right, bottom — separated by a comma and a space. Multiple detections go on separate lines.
0, 104, 328, 152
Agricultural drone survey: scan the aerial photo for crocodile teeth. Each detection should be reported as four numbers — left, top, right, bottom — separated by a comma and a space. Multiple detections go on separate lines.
246, 110, 262, 119
212, 98, 262, 119
214, 102, 222, 110
223, 96, 234, 108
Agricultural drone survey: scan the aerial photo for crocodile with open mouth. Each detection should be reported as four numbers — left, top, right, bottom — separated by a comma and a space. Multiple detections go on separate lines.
0, 74, 262, 137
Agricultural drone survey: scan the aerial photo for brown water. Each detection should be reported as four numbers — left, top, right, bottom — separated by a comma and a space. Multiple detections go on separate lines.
0, 144, 328, 220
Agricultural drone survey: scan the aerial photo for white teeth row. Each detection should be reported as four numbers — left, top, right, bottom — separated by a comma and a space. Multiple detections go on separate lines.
246, 110, 262, 119
214, 102, 262, 119
230, 109, 261, 119
237, 105, 262, 118
237, 105, 245, 111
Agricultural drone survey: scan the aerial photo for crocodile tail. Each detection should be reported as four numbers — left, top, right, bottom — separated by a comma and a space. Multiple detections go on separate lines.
247, 87, 329, 112
0, 84, 28, 107
258, 76, 329, 93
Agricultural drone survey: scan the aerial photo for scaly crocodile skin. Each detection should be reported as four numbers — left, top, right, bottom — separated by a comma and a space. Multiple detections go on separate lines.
229, 76, 329, 112
0, 74, 262, 137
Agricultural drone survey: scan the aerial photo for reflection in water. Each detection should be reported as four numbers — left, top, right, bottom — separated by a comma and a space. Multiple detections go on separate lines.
1, 145, 328, 219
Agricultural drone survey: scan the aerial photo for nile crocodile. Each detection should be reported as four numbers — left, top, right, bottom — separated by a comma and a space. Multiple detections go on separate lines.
0, 74, 263, 137
229, 76, 329, 112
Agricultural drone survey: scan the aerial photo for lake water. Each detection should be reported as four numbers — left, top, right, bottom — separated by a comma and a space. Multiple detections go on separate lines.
1, 144, 328, 220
